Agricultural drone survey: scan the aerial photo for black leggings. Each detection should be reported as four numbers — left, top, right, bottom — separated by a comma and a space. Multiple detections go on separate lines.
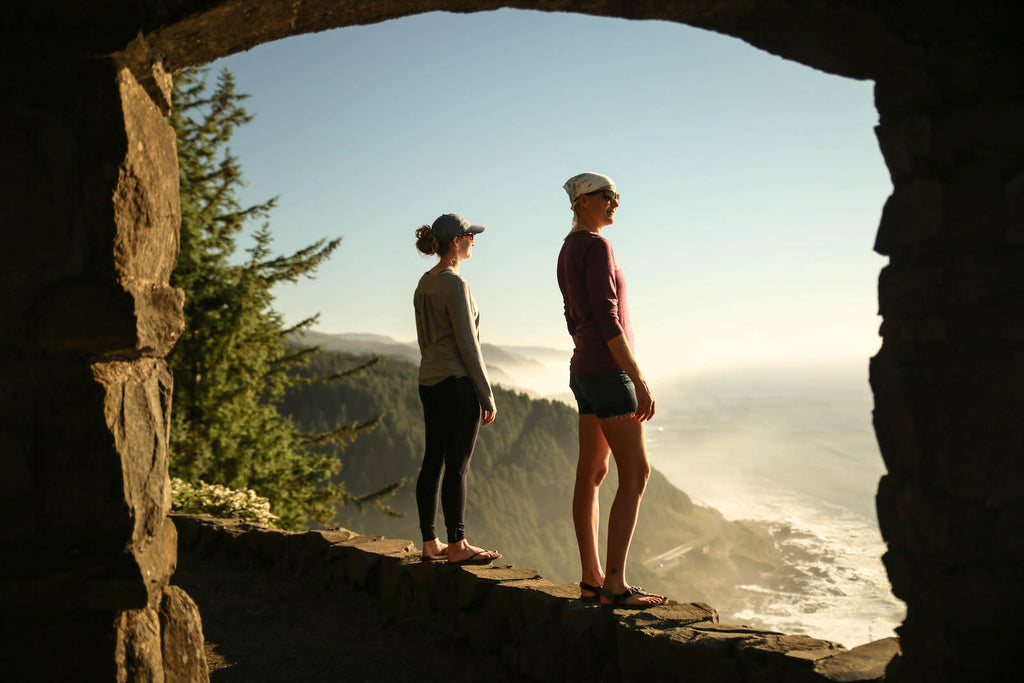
416, 376, 482, 543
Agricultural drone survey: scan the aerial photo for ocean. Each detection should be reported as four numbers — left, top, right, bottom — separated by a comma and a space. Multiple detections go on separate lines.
647, 362, 906, 647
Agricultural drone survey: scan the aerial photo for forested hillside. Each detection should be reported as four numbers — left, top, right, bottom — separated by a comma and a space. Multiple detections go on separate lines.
284, 349, 788, 612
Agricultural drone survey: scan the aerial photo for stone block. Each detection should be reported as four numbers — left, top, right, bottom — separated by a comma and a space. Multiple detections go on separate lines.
113, 64, 181, 285
869, 351, 924, 475
318, 527, 358, 543
124, 280, 185, 358
135, 516, 179, 608
1, 58, 182, 358
93, 359, 173, 546
236, 526, 291, 564
2, 358, 176, 611
559, 600, 617, 679
32, 360, 136, 545
814, 637, 900, 682
634, 625, 745, 683
338, 534, 415, 556
452, 564, 539, 611
0, 59, 124, 293
116, 605, 164, 683
170, 514, 238, 559
615, 608, 725, 682
283, 529, 333, 575
502, 578, 564, 627
117, 34, 174, 114
930, 96, 1024, 165
34, 278, 140, 355
376, 555, 418, 610
875, 262, 945, 330
618, 600, 718, 628
874, 113, 930, 179
1, 606, 123, 681
168, 514, 202, 549
875, 177, 943, 256
404, 555, 444, 587
736, 631, 844, 682
159, 585, 209, 683
35, 278, 183, 358
1005, 172, 1024, 243
324, 537, 382, 587
456, 564, 542, 584
0, 358, 36, 544
404, 557, 447, 612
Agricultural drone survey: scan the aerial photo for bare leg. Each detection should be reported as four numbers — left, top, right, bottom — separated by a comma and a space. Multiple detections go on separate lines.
574, 414, 611, 590
599, 415, 662, 606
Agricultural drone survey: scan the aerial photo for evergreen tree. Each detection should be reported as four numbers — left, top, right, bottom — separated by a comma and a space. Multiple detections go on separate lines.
167, 67, 396, 529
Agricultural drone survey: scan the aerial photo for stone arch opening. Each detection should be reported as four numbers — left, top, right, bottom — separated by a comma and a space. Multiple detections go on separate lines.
209, 9, 895, 645
2, 2, 1021, 681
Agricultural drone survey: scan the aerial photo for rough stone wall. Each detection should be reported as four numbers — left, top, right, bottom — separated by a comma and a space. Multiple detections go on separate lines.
174, 514, 900, 683
871, 69, 1024, 682
0, 42, 206, 682
2, 2, 1023, 682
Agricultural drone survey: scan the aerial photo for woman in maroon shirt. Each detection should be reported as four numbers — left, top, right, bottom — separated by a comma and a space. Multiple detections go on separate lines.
557, 172, 665, 609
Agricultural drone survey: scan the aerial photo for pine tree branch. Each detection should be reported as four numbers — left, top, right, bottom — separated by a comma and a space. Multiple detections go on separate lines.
281, 315, 320, 338
299, 416, 382, 447
276, 344, 319, 368
349, 480, 405, 518
290, 356, 383, 387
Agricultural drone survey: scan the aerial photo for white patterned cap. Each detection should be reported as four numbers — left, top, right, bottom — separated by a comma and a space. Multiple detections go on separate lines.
563, 172, 616, 206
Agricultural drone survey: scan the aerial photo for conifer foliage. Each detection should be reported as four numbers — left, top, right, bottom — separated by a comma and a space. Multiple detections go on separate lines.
167, 67, 393, 529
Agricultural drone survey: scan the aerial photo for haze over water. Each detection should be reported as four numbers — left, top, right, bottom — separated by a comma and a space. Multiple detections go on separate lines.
647, 361, 905, 647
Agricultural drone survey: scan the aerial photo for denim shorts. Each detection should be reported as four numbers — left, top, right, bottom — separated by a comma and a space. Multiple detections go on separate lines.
569, 369, 638, 418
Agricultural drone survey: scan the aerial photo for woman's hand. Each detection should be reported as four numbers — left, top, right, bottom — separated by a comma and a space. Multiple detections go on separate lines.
482, 408, 497, 425
634, 379, 655, 422
604, 334, 655, 422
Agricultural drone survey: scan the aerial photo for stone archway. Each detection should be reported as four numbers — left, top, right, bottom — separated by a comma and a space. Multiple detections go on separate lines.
2, 2, 1021, 681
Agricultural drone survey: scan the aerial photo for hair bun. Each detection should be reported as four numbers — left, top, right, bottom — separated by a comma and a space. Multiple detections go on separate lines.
415, 225, 438, 255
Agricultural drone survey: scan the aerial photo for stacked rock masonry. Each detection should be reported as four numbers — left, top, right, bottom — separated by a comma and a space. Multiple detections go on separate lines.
1, 2, 1021, 681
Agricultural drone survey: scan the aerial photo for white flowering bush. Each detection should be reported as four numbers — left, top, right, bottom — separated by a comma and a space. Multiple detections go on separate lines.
171, 477, 279, 527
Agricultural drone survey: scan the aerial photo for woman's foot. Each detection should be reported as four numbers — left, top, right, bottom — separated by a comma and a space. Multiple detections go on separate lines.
600, 585, 666, 609
447, 540, 501, 564
421, 538, 448, 559
578, 580, 603, 603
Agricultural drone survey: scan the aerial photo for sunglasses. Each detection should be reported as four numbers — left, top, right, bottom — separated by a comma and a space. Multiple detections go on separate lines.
456, 233, 475, 241
586, 189, 620, 202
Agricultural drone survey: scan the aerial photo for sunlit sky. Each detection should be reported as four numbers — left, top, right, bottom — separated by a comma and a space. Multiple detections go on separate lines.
211, 8, 891, 381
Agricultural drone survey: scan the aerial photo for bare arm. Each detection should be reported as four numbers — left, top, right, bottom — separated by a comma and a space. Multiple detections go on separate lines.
606, 334, 655, 422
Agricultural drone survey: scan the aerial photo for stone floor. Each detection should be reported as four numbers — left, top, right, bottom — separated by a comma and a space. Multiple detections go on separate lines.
173, 553, 529, 683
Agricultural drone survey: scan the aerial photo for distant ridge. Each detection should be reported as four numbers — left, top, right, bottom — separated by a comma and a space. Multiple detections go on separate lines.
295, 330, 419, 362
293, 330, 572, 402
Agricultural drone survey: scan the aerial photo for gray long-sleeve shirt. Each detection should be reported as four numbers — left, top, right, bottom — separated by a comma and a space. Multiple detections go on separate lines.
413, 269, 495, 411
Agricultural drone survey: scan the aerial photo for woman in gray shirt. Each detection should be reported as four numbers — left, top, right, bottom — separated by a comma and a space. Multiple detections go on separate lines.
413, 213, 500, 565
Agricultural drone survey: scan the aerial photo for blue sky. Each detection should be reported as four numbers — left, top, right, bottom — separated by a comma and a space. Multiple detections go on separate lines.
212, 8, 891, 381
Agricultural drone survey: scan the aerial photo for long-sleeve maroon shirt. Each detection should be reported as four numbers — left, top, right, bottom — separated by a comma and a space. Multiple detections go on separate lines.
556, 230, 634, 374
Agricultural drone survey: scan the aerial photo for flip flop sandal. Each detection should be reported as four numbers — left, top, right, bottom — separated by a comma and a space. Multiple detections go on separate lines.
448, 549, 501, 565
600, 586, 666, 609
579, 581, 602, 603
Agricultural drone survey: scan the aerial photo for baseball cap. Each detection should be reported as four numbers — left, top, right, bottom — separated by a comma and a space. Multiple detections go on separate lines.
431, 214, 485, 243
